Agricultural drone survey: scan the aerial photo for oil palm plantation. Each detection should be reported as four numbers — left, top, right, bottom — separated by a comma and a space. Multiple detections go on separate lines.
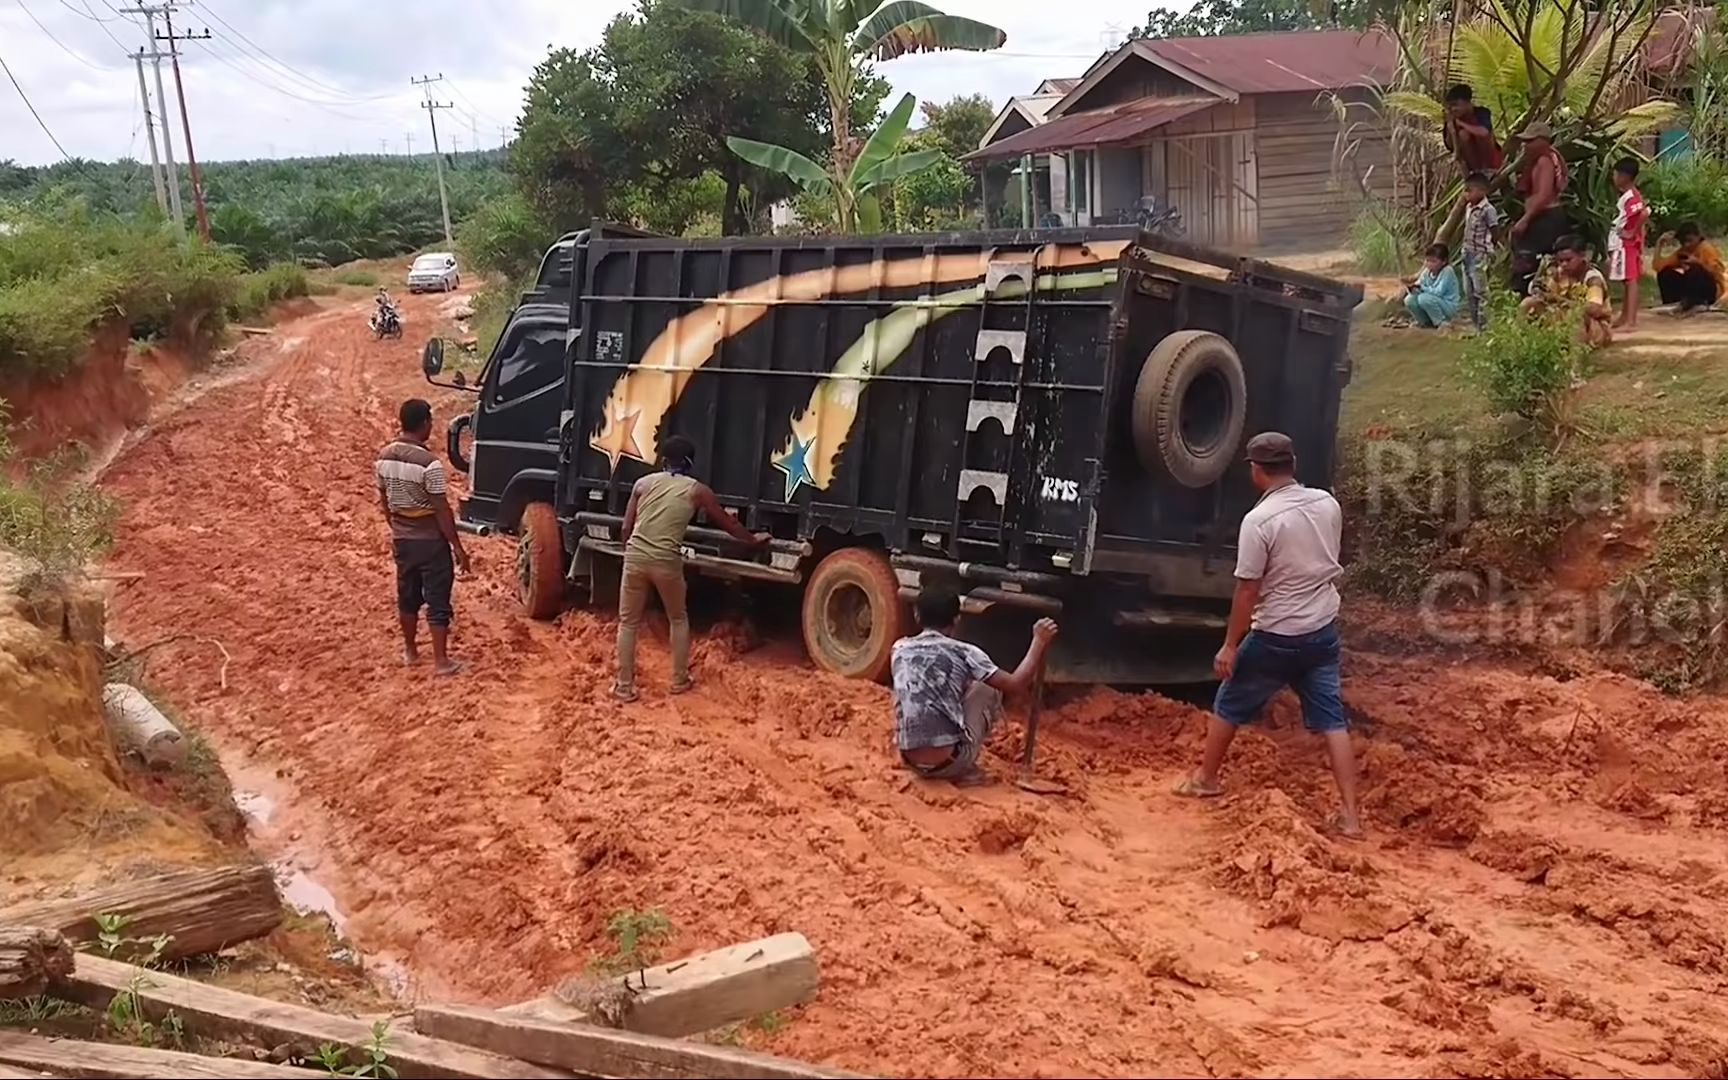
666, 0, 1006, 230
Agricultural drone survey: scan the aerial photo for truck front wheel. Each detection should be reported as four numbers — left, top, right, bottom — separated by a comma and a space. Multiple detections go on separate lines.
517, 502, 565, 620
801, 548, 908, 682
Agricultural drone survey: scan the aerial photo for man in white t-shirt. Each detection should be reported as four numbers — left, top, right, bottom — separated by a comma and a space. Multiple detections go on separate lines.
1173, 431, 1362, 838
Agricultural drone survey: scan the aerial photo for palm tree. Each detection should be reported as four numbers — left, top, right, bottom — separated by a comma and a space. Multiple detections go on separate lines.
666, 0, 1006, 230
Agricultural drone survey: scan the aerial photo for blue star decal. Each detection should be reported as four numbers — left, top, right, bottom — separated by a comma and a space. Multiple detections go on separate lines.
773, 432, 815, 501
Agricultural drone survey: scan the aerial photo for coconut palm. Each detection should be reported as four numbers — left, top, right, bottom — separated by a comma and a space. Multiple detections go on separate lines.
666, 0, 1006, 230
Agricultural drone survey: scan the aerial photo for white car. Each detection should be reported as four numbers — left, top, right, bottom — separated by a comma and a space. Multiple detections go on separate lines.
406, 252, 461, 293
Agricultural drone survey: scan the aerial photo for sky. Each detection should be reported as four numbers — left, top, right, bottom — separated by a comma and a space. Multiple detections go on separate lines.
0, 0, 1166, 167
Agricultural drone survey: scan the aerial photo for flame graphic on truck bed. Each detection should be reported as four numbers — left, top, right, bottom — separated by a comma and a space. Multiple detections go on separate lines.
589, 240, 1130, 477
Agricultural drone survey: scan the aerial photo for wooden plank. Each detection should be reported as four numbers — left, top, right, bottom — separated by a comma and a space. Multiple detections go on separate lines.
53, 953, 573, 1080
0, 865, 282, 963
501, 933, 819, 1038
413, 1003, 871, 1080
0, 928, 73, 999
0, 1031, 307, 1079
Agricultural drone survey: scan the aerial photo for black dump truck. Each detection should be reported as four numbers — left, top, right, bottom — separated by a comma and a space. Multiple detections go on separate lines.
422, 224, 1360, 684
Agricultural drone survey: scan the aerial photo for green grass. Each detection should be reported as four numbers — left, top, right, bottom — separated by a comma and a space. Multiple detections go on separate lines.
1342, 323, 1484, 438
333, 268, 380, 287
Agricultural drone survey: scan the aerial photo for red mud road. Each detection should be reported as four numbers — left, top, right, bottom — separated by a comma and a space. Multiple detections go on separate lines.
102, 290, 1728, 1077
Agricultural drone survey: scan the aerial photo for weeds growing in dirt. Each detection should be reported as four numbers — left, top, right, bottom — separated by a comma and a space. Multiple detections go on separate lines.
228, 262, 311, 323
333, 268, 380, 288
82, 915, 184, 1048
312, 1020, 398, 1078
599, 909, 673, 977
0, 445, 120, 598
1348, 201, 1416, 275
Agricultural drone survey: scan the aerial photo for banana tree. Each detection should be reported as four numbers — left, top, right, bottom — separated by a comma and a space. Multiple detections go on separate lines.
728, 92, 942, 231
666, 0, 1005, 230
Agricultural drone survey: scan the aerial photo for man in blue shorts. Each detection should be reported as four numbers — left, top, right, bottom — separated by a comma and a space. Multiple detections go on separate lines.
1173, 431, 1362, 838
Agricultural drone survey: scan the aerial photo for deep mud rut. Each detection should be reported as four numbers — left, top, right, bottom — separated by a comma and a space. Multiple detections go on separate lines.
99, 290, 1728, 1078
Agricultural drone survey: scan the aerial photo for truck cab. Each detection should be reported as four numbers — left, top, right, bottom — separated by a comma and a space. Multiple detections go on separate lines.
431, 226, 651, 535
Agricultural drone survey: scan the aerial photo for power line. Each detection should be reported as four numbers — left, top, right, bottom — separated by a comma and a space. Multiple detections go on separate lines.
12, 0, 125, 70
196, 0, 397, 102
0, 47, 72, 160
81, 0, 133, 53
445, 78, 511, 128
57, 0, 118, 18
188, 37, 387, 123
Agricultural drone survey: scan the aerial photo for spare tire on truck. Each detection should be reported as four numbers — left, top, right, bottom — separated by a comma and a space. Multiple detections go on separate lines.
517, 501, 565, 619
1131, 330, 1247, 489
801, 548, 909, 682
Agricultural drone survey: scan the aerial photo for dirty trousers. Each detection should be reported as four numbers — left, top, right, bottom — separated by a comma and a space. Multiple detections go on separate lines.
615, 558, 689, 693
905, 683, 1002, 779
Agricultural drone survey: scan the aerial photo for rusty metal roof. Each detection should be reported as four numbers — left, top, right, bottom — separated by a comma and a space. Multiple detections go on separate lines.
1140, 29, 1396, 95
964, 97, 1220, 161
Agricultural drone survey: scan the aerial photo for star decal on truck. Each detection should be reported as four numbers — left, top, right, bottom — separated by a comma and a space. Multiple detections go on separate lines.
772, 430, 816, 501
594, 404, 644, 469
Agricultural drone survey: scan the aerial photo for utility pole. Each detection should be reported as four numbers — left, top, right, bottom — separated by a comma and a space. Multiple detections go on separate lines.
379, 138, 388, 156
157, 6, 212, 242
404, 131, 414, 156
469, 113, 478, 154
412, 74, 454, 244
121, 4, 183, 238
133, 49, 169, 216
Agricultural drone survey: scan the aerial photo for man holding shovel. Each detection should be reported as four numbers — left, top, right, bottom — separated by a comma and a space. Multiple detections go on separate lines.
891, 588, 1056, 786
1173, 432, 1363, 838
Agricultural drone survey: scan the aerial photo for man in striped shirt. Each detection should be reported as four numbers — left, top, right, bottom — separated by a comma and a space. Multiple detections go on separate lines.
376, 399, 469, 676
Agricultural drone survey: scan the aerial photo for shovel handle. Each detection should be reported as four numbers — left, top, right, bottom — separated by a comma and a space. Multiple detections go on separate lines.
1019, 660, 1046, 770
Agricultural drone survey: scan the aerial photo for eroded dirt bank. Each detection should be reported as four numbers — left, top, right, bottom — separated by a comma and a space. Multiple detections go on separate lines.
99, 289, 1728, 1078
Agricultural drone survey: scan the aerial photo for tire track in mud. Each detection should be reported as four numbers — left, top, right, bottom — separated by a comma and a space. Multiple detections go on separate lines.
98, 292, 1728, 1078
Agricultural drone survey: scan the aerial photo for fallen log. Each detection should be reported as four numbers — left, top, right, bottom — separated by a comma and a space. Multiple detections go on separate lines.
502, 932, 819, 1037
0, 1030, 307, 1079
54, 953, 573, 1080
0, 865, 282, 962
0, 928, 72, 1000
414, 1003, 871, 1080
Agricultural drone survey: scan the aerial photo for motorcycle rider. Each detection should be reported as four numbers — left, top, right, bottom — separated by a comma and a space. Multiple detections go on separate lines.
373, 288, 400, 334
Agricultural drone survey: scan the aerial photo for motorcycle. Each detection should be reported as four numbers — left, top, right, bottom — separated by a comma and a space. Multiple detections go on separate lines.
370, 303, 402, 340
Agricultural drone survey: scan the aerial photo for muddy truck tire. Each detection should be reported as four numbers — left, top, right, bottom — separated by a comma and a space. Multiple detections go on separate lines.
801, 548, 909, 683
517, 502, 565, 620
1132, 330, 1247, 489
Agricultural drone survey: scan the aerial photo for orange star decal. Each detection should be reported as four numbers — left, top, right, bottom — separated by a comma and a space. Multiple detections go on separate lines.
593, 406, 644, 470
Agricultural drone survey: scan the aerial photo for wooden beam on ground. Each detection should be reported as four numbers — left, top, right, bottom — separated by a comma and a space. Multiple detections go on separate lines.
52, 953, 574, 1080
0, 865, 282, 963
0, 1031, 308, 1079
413, 1003, 872, 1080
502, 932, 819, 1037
0, 928, 73, 1000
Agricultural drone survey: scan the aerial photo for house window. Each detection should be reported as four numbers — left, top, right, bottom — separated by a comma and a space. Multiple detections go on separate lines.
1069, 150, 1092, 221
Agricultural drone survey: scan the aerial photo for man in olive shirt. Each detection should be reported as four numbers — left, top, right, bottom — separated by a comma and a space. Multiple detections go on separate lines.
613, 434, 767, 701
376, 399, 469, 676
1174, 432, 1362, 838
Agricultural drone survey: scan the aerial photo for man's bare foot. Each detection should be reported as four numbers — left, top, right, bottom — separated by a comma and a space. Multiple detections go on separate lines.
402, 647, 420, 666
949, 767, 991, 788
669, 678, 693, 695
1172, 774, 1225, 798
1330, 812, 1366, 840
612, 684, 639, 703
433, 659, 465, 677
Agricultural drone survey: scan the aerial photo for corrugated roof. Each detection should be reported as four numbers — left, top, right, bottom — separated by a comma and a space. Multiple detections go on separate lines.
1139, 29, 1396, 95
1020, 93, 1065, 122
964, 97, 1220, 161
1038, 77, 1081, 94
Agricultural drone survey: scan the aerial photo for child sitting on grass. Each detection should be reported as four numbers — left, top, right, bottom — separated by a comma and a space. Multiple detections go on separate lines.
1401, 243, 1462, 328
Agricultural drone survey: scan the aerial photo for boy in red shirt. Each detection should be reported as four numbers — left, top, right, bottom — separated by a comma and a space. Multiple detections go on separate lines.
1609, 157, 1649, 330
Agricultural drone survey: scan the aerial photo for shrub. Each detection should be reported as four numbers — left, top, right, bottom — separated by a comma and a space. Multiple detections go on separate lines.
0, 445, 119, 595
334, 268, 380, 287
0, 272, 106, 376
1460, 287, 1589, 437
228, 261, 310, 321
455, 192, 549, 280
1348, 202, 1415, 275
1640, 156, 1728, 238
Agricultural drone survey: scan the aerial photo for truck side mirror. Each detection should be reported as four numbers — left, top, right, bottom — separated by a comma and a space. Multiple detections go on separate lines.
422, 337, 445, 376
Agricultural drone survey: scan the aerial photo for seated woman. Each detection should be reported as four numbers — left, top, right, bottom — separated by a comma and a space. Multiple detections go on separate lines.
1401, 243, 1462, 328
1521, 234, 1613, 347
1654, 222, 1727, 315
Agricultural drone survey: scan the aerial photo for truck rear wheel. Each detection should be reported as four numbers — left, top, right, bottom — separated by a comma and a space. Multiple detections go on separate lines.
801, 548, 907, 682
517, 502, 565, 620
1132, 330, 1247, 489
